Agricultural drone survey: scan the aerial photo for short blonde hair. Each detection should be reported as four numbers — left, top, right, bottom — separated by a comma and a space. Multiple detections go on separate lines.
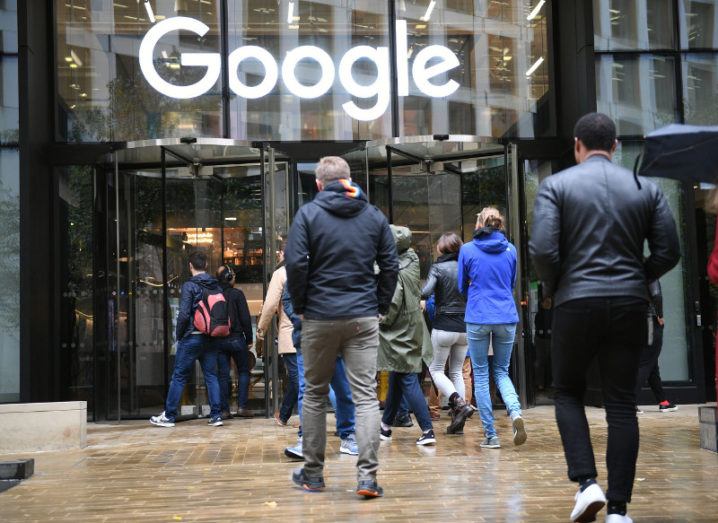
316, 156, 351, 183
476, 207, 505, 231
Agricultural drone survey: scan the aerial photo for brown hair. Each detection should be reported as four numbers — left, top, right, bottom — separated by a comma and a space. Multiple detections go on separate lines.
437, 232, 463, 255
476, 207, 505, 231
707, 187, 718, 214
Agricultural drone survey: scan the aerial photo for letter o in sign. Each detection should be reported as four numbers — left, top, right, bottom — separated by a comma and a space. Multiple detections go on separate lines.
281, 46, 335, 99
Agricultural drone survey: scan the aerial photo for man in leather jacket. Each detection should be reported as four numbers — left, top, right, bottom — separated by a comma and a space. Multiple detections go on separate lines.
530, 113, 681, 523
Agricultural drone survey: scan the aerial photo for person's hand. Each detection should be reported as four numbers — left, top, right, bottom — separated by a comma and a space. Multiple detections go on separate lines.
420, 300, 426, 311
255, 338, 263, 357
378, 314, 386, 323
657, 316, 665, 327
256, 329, 265, 341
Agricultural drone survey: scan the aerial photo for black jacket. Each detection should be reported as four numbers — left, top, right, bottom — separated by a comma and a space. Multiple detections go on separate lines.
529, 155, 681, 307
221, 283, 254, 346
420, 253, 466, 315
176, 273, 222, 341
648, 279, 663, 319
285, 179, 399, 320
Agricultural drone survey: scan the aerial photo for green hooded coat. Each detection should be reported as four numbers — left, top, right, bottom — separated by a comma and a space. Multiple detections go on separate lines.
378, 226, 433, 373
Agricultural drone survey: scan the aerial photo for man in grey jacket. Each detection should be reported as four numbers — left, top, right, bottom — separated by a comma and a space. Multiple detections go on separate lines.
530, 113, 680, 523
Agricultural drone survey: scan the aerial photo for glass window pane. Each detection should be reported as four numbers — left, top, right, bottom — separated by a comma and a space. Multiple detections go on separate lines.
0, 148, 19, 402
55, 0, 223, 141
0, 0, 17, 53
614, 143, 690, 381
680, 0, 718, 49
683, 53, 718, 124
594, 0, 675, 51
596, 54, 679, 135
0, 56, 19, 144
397, 0, 552, 138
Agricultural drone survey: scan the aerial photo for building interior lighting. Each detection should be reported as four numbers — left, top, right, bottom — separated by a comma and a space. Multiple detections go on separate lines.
144, 1, 156, 23
527, 0, 545, 21
525, 56, 544, 77
70, 49, 83, 67
287, 1, 294, 24
420, 0, 436, 22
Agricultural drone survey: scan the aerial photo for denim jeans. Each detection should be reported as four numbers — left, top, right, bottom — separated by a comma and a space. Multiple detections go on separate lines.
279, 353, 299, 422
165, 334, 221, 421
382, 371, 433, 432
396, 395, 411, 419
552, 298, 647, 503
296, 347, 355, 439
467, 323, 521, 438
215, 336, 250, 411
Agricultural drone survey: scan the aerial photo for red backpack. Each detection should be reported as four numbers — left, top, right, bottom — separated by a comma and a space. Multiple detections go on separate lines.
193, 289, 231, 337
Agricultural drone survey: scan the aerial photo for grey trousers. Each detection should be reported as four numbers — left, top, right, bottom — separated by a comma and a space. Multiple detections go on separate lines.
301, 317, 380, 482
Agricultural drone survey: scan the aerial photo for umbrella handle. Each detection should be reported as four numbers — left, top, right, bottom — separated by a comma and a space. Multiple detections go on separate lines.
632, 152, 643, 190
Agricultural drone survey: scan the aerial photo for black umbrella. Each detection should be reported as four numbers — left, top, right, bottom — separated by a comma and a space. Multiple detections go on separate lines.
636, 124, 718, 184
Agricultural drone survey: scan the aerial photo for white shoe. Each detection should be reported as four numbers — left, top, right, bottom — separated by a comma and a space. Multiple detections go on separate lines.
149, 411, 175, 428
570, 483, 607, 522
605, 515, 632, 523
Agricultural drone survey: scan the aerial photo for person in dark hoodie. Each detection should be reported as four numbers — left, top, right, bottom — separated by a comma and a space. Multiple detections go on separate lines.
150, 251, 224, 428
285, 156, 398, 498
459, 207, 527, 450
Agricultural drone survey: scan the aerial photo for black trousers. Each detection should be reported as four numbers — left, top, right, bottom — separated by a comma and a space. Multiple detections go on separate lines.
635, 318, 666, 403
552, 297, 648, 503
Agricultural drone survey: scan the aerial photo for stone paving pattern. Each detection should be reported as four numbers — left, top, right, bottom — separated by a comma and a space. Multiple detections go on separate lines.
0, 405, 716, 522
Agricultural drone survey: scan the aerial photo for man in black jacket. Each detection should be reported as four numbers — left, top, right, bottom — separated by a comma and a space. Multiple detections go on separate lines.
285, 156, 399, 498
530, 113, 680, 523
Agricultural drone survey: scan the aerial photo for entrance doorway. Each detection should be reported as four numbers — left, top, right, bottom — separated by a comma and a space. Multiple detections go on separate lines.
55, 136, 525, 421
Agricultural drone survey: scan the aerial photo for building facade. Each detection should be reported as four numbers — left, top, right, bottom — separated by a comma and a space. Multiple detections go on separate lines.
2, 0, 717, 418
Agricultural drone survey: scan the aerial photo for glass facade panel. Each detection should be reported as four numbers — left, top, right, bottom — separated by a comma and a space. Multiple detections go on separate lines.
680, 0, 718, 49
596, 54, 679, 135
615, 143, 690, 381
55, 0, 223, 141
594, 0, 675, 51
0, 0, 18, 403
683, 53, 718, 124
397, 0, 552, 137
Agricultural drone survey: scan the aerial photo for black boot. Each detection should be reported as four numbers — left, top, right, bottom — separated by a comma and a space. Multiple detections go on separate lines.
446, 394, 474, 434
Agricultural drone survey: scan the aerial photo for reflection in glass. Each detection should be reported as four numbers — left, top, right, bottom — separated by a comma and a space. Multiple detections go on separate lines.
596, 54, 678, 135
397, 0, 551, 137
681, 0, 717, 49
593, 0, 675, 51
683, 53, 718, 125
615, 143, 690, 381
55, 0, 223, 141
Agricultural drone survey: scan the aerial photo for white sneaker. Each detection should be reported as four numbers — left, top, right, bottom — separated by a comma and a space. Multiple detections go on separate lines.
149, 411, 175, 428
605, 515, 632, 523
570, 483, 607, 522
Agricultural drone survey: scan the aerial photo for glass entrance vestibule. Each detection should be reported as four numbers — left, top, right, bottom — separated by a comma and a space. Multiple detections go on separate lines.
55, 136, 528, 421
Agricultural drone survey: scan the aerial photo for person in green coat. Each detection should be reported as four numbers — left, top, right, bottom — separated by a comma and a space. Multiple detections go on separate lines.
378, 225, 436, 446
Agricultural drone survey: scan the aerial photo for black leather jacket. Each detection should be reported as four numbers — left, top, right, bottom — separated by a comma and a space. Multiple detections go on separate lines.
648, 279, 663, 319
421, 253, 466, 315
529, 155, 681, 307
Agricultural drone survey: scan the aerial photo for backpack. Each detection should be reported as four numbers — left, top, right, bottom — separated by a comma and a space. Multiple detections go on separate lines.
193, 289, 231, 337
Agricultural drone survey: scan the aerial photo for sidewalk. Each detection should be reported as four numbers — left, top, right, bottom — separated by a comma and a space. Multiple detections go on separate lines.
0, 405, 715, 522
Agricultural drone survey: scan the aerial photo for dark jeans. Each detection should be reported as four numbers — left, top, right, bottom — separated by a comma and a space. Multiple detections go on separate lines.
279, 353, 299, 422
396, 396, 411, 420
635, 318, 666, 403
552, 297, 647, 503
216, 336, 250, 411
382, 371, 433, 432
165, 334, 221, 421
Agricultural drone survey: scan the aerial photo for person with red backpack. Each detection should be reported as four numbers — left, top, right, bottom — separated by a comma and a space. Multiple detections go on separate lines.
150, 251, 229, 428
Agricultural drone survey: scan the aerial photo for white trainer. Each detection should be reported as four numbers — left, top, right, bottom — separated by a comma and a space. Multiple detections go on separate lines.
605, 514, 633, 523
149, 411, 175, 428
570, 483, 607, 522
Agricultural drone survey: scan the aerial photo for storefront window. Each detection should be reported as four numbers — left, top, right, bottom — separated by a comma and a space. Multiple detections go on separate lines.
593, 0, 675, 51
0, 0, 18, 403
683, 53, 718, 125
55, 0, 223, 141
397, 0, 552, 137
596, 54, 679, 135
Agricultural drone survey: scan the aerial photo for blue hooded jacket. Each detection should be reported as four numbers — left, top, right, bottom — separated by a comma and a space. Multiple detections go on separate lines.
458, 228, 519, 325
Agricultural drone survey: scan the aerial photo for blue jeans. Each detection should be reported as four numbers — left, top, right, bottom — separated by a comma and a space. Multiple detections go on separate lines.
467, 323, 522, 438
279, 353, 299, 422
396, 395, 411, 419
382, 372, 433, 432
216, 336, 250, 411
165, 334, 221, 421
297, 347, 355, 439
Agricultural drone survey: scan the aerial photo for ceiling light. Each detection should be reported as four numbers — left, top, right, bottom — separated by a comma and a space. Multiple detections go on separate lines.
69, 63, 78, 69
287, 1, 294, 24
420, 0, 436, 22
224, 217, 238, 221
70, 49, 83, 67
525, 56, 544, 77
144, 1, 156, 23
65, 56, 73, 62
527, 0, 545, 21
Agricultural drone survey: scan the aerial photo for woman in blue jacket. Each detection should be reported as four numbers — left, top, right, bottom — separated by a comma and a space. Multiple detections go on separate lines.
458, 207, 527, 449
